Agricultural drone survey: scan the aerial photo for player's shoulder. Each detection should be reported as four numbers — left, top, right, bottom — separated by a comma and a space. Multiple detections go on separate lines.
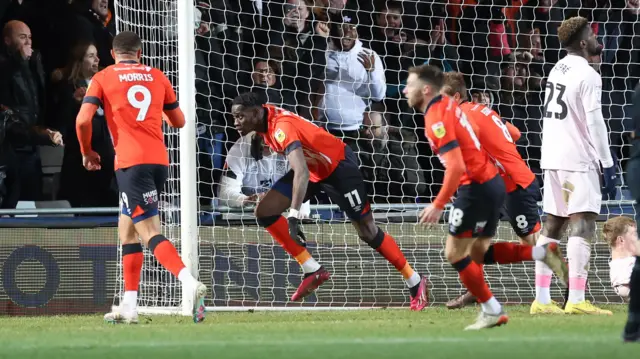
227, 135, 251, 164
424, 95, 453, 122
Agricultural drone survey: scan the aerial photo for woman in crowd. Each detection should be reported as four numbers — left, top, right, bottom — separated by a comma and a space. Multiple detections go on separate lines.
54, 42, 117, 208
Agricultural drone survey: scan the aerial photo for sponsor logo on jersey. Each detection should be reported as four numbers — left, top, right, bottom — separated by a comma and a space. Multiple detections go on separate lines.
275, 128, 286, 144
432, 122, 446, 139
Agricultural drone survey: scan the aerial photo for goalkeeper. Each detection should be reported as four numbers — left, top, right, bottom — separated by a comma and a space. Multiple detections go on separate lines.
622, 81, 640, 342
219, 132, 310, 219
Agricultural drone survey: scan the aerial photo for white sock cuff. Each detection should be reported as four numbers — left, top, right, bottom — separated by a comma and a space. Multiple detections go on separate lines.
537, 235, 560, 246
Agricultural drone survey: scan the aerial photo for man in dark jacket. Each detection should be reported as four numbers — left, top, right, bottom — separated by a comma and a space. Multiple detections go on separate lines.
0, 20, 62, 201
622, 82, 640, 342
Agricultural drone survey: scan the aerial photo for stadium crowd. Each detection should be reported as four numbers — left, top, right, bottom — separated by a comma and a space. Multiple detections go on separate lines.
0, 0, 638, 209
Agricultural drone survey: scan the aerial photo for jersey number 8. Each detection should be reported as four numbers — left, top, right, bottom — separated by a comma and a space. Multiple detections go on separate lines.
127, 85, 152, 122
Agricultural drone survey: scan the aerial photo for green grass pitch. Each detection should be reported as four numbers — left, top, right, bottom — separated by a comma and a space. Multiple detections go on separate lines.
1, 306, 637, 359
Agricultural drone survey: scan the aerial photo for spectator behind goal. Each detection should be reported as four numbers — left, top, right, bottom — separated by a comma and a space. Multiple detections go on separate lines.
219, 131, 310, 217
603, 216, 638, 300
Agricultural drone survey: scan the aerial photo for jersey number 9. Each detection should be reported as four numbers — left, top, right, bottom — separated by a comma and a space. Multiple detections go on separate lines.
127, 85, 152, 122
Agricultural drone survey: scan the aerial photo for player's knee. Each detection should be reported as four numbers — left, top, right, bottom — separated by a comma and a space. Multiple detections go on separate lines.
445, 240, 471, 264
542, 218, 565, 239
470, 240, 490, 264
132, 217, 162, 244
256, 214, 280, 228
569, 220, 596, 240
359, 225, 384, 248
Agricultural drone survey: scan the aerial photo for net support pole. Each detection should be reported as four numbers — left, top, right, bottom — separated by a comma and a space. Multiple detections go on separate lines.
177, 0, 198, 317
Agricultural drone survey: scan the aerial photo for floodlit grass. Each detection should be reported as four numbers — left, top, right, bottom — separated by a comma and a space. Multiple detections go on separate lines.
0, 305, 636, 359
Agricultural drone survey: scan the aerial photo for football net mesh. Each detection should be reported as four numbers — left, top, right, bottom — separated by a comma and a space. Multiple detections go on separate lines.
112, 0, 635, 311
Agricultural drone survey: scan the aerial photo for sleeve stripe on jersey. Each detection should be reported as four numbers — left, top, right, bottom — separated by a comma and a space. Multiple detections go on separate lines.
83, 96, 103, 107
163, 101, 179, 111
284, 141, 302, 155
439, 140, 460, 155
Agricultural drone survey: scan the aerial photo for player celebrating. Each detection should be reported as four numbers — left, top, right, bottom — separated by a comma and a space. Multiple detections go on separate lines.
230, 92, 428, 310
403, 64, 566, 329
439, 72, 567, 312
538, 16, 615, 315
76, 31, 207, 324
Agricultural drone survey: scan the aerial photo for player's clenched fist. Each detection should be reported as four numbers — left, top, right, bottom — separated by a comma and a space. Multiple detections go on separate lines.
82, 151, 101, 171
419, 204, 443, 226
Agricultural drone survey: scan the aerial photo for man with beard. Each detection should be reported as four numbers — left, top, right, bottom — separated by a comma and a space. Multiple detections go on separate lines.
537, 16, 615, 315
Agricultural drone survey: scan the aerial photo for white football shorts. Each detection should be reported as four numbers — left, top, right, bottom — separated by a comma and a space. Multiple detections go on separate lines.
542, 169, 601, 217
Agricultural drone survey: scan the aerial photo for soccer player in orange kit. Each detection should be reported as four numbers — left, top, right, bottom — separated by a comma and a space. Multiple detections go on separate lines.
403, 65, 567, 329
440, 72, 568, 313
76, 31, 207, 324
230, 92, 428, 310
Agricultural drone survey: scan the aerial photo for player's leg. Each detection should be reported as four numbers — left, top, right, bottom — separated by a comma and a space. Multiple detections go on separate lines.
104, 212, 142, 324
534, 169, 570, 312
322, 147, 427, 310
564, 212, 611, 314
258, 172, 328, 301
119, 165, 207, 323
450, 176, 509, 330
562, 169, 611, 315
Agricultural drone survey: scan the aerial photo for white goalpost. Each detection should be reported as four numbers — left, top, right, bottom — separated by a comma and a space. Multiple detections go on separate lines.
112, 0, 635, 315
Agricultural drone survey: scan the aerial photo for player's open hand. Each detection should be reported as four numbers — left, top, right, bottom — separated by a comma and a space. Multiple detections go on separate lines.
419, 204, 443, 226
82, 151, 101, 171
47, 129, 63, 146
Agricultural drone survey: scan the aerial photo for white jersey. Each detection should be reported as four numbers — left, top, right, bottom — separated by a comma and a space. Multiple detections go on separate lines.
540, 55, 603, 172
224, 133, 289, 197
219, 133, 311, 216
609, 256, 635, 298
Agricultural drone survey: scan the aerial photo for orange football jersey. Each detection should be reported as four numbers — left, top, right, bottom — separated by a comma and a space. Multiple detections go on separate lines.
423, 95, 497, 185
460, 102, 535, 192
83, 60, 178, 170
260, 105, 346, 182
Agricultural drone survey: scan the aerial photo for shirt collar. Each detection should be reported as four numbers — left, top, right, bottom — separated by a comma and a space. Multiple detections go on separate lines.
424, 95, 443, 114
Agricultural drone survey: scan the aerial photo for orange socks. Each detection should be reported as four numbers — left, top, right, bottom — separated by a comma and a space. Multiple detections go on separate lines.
258, 215, 320, 273
452, 256, 493, 303
374, 233, 408, 272
148, 235, 186, 277
484, 243, 533, 264
122, 243, 143, 291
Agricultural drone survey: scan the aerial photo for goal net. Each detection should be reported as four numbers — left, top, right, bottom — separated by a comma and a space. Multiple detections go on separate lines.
112, 0, 636, 313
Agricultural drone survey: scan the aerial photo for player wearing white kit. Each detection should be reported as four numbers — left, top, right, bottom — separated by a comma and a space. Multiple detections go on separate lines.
535, 16, 616, 315
603, 216, 638, 301
219, 132, 310, 216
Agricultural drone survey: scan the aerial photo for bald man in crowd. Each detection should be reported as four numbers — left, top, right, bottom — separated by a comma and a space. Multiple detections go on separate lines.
0, 20, 62, 202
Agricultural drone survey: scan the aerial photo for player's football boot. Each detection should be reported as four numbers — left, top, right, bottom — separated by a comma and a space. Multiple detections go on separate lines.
564, 300, 612, 315
529, 300, 565, 314
291, 266, 331, 301
104, 309, 139, 324
192, 282, 207, 323
464, 311, 509, 331
409, 276, 428, 311
446, 291, 477, 310
623, 321, 640, 343
541, 242, 569, 286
